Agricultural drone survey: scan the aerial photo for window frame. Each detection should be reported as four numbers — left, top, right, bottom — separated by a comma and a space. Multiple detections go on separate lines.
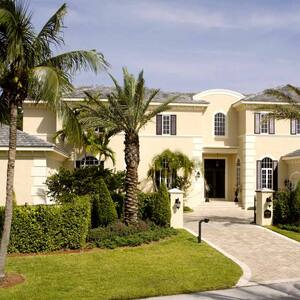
214, 112, 226, 137
162, 114, 171, 136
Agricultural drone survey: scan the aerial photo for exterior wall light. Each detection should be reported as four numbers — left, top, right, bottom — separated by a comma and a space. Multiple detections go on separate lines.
198, 218, 209, 243
175, 198, 181, 209
195, 171, 201, 179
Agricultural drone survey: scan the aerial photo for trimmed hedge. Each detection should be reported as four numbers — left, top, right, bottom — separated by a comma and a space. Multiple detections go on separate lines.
0, 196, 90, 253
277, 224, 300, 233
91, 179, 117, 228
88, 221, 177, 249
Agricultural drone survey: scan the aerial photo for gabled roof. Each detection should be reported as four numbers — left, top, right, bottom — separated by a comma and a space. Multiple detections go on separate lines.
65, 86, 209, 105
0, 124, 69, 157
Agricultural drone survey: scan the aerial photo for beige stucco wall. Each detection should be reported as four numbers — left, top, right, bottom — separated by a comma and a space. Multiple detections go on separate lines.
23, 104, 57, 143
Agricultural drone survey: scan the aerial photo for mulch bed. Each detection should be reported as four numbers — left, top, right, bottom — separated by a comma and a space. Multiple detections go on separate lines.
0, 273, 25, 288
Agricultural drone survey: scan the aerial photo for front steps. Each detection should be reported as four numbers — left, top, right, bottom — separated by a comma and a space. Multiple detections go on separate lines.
193, 200, 243, 209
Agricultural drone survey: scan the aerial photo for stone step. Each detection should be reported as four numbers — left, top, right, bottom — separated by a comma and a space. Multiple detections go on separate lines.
193, 201, 243, 209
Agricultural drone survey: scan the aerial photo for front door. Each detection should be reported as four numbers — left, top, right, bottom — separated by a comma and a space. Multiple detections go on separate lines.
204, 159, 225, 199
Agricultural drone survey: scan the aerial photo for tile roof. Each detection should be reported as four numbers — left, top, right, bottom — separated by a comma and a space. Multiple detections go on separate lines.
0, 124, 53, 148
243, 85, 300, 103
65, 86, 209, 105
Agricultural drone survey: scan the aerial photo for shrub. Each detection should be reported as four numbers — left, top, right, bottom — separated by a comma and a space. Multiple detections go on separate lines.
277, 224, 300, 233
46, 166, 125, 204
111, 192, 125, 219
153, 184, 171, 227
0, 196, 90, 253
88, 221, 177, 249
91, 179, 117, 228
183, 206, 194, 213
273, 180, 300, 225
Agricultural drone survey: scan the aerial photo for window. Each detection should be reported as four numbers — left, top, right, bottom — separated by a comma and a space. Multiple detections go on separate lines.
236, 159, 241, 187
76, 156, 99, 168
290, 119, 300, 135
214, 113, 225, 136
162, 115, 171, 135
254, 113, 275, 134
156, 115, 177, 135
256, 157, 278, 190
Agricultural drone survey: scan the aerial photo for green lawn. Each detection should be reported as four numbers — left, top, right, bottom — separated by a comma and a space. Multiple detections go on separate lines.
0, 230, 242, 300
267, 226, 300, 242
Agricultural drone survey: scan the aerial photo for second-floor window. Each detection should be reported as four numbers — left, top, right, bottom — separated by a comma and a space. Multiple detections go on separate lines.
156, 114, 177, 135
254, 113, 275, 134
214, 112, 225, 136
290, 119, 300, 135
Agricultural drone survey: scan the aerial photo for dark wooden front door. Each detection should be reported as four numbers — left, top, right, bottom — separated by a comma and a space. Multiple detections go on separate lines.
204, 159, 225, 198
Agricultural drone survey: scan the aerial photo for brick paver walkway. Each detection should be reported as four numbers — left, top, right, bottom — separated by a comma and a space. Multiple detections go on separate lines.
184, 204, 300, 284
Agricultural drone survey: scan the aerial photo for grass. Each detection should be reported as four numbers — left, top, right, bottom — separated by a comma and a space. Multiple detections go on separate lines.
183, 206, 194, 213
267, 225, 300, 242
0, 230, 242, 300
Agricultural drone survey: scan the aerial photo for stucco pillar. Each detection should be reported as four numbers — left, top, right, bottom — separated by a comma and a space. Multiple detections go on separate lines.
185, 137, 204, 207
255, 189, 273, 226
169, 188, 184, 228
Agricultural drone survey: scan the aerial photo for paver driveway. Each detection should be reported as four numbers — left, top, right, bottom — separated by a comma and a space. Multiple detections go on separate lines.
184, 203, 300, 285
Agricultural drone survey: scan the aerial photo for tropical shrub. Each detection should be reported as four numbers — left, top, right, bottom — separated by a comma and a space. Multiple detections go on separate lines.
138, 185, 171, 227
91, 179, 117, 228
88, 221, 177, 249
273, 180, 300, 225
147, 149, 194, 193
0, 196, 90, 253
46, 166, 125, 204
277, 224, 300, 233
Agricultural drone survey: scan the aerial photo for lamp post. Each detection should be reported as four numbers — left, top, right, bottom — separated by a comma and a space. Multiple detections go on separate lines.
198, 218, 209, 243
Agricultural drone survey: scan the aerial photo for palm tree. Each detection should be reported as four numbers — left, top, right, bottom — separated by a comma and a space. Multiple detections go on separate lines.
0, 1, 107, 280
147, 149, 194, 193
261, 84, 300, 120
79, 68, 176, 224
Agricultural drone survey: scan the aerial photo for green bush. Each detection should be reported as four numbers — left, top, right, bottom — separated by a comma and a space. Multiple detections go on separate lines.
46, 166, 125, 204
88, 221, 177, 249
91, 179, 117, 228
0, 196, 90, 253
153, 184, 171, 227
183, 206, 194, 213
277, 224, 300, 233
273, 180, 300, 225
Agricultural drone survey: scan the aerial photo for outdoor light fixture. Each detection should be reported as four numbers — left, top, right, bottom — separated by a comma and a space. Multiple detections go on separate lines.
198, 218, 209, 243
195, 171, 201, 179
175, 198, 181, 209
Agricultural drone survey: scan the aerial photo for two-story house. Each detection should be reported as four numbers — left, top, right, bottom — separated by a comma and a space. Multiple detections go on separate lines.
1, 85, 300, 209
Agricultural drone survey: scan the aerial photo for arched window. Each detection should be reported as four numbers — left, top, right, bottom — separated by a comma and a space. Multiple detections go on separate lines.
76, 156, 99, 168
236, 159, 241, 187
214, 113, 225, 136
257, 157, 278, 190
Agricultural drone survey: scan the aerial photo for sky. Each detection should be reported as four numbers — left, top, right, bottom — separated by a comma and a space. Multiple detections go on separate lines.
30, 0, 300, 94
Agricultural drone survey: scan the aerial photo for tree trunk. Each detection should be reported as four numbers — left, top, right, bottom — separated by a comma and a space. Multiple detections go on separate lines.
0, 103, 18, 280
124, 132, 140, 225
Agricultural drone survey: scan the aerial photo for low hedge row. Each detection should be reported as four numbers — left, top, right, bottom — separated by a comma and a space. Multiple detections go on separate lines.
277, 224, 300, 233
0, 196, 90, 253
88, 221, 177, 249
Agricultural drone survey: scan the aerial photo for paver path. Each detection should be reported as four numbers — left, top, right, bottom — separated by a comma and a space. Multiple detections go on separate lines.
184, 204, 300, 284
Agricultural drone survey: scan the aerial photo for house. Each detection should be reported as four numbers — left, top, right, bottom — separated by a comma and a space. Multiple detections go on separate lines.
1, 85, 300, 209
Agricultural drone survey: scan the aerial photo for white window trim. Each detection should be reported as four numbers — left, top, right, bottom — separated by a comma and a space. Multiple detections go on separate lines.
213, 111, 227, 138
295, 119, 300, 135
161, 114, 171, 136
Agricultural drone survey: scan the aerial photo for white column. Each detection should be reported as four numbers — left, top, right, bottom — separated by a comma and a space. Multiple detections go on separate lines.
31, 157, 48, 204
169, 188, 184, 228
256, 189, 273, 226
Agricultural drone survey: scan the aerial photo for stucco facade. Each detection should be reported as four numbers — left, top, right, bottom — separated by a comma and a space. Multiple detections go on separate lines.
1, 87, 300, 208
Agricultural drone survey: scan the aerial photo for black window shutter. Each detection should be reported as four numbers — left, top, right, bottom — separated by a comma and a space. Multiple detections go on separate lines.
171, 115, 177, 135
75, 160, 81, 169
291, 119, 296, 135
273, 160, 278, 191
256, 160, 262, 190
269, 117, 275, 134
156, 115, 162, 135
254, 113, 261, 134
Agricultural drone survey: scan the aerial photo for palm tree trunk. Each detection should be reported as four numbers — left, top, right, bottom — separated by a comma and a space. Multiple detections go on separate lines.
0, 102, 18, 280
124, 132, 140, 225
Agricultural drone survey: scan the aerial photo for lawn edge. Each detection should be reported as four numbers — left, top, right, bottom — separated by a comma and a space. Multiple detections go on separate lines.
183, 227, 252, 287
262, 225, 300, 245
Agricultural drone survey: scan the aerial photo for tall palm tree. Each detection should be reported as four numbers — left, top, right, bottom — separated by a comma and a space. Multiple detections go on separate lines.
79, 68, 176, 224
0, 0, 107, 279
